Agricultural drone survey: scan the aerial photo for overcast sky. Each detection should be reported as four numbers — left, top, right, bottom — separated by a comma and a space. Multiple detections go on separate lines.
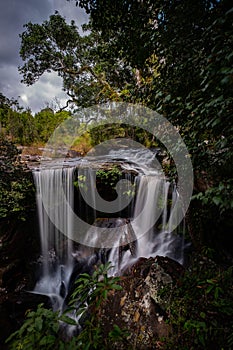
0, 0, 88, 114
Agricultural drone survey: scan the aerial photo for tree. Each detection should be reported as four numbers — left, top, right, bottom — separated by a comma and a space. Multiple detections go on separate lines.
19, 13, 135, 108
72, 1, 233, 178
34, 108, 71, 143
0, 138, 35, 220
6, 109, 36, 145
20, 2, 233, 227
65, 0, 233, 254
69, 0, 158, 68
0, 93, 20, 134
0, 93, 37, 145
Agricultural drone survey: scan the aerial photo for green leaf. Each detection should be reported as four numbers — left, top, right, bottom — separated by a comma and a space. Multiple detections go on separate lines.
206, 285, 214, 294
212, 196, 221, 206
103, 289, 108, 299
39, 335, 56, 346
111, 284, 123, 290
59, 315, 77, 326
5, 331, 19, 344
34, 317, 43, 331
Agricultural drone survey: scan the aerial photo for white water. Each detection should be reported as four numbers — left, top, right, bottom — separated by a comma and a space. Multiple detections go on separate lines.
33, 167, 75, 310
133, 176, 184, 261
102, 175, 184, 276
33, 148, 185, 309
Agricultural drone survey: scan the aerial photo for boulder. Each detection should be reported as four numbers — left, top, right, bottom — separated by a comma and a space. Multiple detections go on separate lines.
99, 256, 184, 349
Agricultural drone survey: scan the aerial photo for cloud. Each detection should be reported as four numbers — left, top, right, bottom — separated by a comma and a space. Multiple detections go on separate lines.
0, 64, 68, 114
20, 94, 28, 104
20, 72, 69, 114
0, 0, 51, 66
50, 0, 88, 27
0, 0, 88, 113
0, 65, 21, 99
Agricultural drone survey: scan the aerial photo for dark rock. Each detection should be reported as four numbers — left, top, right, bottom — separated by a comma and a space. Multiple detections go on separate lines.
0, 291, 50, 349
67, 150, 81, 158
0, 216, 41, 348
99, 256, 184, 349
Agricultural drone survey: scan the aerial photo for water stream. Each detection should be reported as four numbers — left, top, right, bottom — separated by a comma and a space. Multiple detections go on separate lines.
32, 148, 185, 310
33, 167, 75, 310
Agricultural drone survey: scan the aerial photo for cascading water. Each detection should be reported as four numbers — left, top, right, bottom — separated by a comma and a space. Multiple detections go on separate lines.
100, 174, 184, 276
33, 167, 75, 310
32, 148, 185, 310
132, 176, 184, 263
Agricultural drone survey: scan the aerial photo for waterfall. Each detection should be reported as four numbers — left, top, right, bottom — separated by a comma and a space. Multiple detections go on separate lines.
33, 167, 75, 310
132, 176, 184, 263
32, 151, 185, 309
104, 175, 184, 275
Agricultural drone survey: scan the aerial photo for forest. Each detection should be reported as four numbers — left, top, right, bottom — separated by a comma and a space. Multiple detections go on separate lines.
0, 0, 233, 349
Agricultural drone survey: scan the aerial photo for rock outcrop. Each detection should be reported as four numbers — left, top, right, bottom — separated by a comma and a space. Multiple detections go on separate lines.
99, 256, 184, 349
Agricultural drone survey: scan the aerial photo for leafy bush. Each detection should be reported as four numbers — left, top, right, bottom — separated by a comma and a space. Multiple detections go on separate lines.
5, 304, 76, 350
164, 252, 233, 349
192, 179, 233, 215
0, 138, 35, 221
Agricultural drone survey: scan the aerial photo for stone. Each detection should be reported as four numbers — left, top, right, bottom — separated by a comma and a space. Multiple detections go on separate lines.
98, 256, 184, 349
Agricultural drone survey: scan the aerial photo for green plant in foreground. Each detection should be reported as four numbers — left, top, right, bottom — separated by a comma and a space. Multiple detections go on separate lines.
5, 304, 77, 349
71, 262, 122, 310
6, 263, 129, 350
74, 174, 87, 191
67, 262, 128, 349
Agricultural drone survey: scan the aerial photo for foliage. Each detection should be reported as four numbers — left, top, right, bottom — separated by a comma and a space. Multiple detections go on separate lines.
164, 252, 233, 349
6, 109, 37, 145
89, 123, 158, 149
0, 93, 36, 145
74, 174, 87, 191
71, 262, 122, 310
66, 262, 127, 349
192, 179, 233, 215
19, 13, 134, 108
96, 166, 121, 187
17, 0, 233, 249
71, 129, 92, 154
74, 166, 122, 190
70, 0, 233, 212
34, 108, 71, 143
0, 138, 35, 221
19, 1, 232, 220
4, 3, 233, 347
0, 93, 71, 145
5, 304, 77, 350
6, 263, 129, 350
72, 0, 157, 68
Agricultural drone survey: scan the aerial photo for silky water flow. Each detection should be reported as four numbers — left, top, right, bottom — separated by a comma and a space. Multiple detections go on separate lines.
32, 152, 185, 311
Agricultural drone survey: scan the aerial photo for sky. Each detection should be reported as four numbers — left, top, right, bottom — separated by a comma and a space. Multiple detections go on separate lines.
0, 0, 88, 114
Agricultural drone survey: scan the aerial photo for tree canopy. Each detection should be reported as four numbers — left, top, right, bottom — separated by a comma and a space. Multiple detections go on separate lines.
17, 0, 233, 250
0, 93, 71, 145
19, 13, 135, 108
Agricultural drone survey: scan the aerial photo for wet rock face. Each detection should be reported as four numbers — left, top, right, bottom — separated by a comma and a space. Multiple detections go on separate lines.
99, 256, 184, 349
